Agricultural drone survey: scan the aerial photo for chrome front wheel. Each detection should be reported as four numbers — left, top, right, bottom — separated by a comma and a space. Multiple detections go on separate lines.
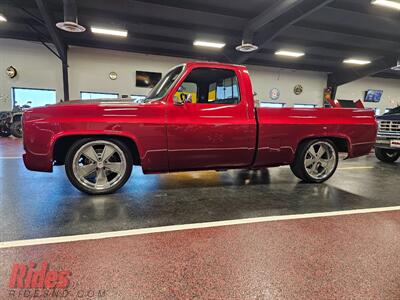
66, 139, 133, 194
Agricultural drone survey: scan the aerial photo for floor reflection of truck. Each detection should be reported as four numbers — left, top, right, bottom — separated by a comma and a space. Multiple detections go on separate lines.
376, 107, 400, 163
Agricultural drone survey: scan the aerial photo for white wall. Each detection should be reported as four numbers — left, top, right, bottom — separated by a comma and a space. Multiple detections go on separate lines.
0, 39, 63, 111
248, 65, 326, 107
1, 38, 400, 113
336, 77, 400, 113
68, 46, 187, 99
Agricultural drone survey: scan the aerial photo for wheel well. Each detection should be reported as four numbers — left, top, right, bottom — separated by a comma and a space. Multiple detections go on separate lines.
53, 135, 141, 165
298, 137, 349, 153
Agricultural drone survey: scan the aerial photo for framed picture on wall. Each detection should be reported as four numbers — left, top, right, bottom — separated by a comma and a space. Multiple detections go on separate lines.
364, 89, 383, 103
136, 71, 162, 88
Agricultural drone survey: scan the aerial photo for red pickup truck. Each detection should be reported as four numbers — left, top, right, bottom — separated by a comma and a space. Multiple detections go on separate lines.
23, 62, 377, 194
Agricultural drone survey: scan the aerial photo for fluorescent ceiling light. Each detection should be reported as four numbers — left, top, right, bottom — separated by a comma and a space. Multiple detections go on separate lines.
275, 50, 305, 57
343, 58, 371, 65
91, 27, 127, 37
193, 40, 225, 49
0, 14, 7, 22
371, 0, 400, 10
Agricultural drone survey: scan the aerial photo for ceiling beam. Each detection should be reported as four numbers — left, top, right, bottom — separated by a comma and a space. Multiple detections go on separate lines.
273, 36, 396, 58
327, 0, 400, 21
35, 0, 67, 60
295, 20, 400, 44
132, 0, 252, 18
232, 0, 334, 64
242, 0, 304, 42
35, 0, 69, 100
327, 56, 399, 87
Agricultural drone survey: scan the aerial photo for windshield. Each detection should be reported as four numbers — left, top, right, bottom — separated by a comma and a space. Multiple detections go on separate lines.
145, 65, 184, 101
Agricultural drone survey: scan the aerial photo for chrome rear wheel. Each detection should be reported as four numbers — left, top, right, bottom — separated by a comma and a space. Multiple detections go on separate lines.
290, 139, 339, 183
304, 141, 337, 181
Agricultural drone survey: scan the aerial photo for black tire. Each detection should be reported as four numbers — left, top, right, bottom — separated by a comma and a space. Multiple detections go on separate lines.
65, 138, 133, 195
290, 139, 339, 183
375, 148, 400, 163
0, 128, 11, 137
10, 121, 23, 138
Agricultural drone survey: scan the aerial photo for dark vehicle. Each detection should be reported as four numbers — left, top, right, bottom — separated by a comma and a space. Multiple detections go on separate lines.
0, 101, 31, 138
376, 106, 400, 163
0, 111, 13, 137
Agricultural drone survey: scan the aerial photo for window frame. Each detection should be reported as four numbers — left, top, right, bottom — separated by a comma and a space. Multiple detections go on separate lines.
177, 67, 242, 105
12, 87, 57, 108
146, 64, 185, 102
80, 91, 119, 100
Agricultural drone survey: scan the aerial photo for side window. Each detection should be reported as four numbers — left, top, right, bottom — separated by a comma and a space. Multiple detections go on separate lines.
13, 87, 56, 108
175, 68, 240, 105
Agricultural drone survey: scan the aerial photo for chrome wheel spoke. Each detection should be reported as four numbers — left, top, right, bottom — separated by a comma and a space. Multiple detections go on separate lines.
82, 146, 98, 162
309, 146, 317, 158
305, 157, 315, 167
77, 163, 96, 178
101, 145, 115, 162
317, 146, 326, 158
104, 162, 123, 174
95, 168, 110, 189
319, 158, 329, 168
310, 162, 319, 175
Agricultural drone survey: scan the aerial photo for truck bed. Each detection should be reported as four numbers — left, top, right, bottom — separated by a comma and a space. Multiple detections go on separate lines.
253, 107, 377, 167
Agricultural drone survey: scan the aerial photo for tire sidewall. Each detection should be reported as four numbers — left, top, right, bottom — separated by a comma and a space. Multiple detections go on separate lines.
375, 148, 400, 163
65, 138, 133, 195
10, 121, 23, 138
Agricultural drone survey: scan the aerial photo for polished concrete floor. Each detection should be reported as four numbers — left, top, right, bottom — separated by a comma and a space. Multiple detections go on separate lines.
1, 138, 399, 242
1, 137, 400, 299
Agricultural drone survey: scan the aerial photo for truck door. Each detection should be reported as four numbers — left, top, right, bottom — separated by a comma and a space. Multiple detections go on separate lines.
166, 66, 257, 171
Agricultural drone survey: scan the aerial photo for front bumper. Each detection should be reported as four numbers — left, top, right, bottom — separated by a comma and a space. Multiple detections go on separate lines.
376, 134, 400, 150
23, 150, 53, 172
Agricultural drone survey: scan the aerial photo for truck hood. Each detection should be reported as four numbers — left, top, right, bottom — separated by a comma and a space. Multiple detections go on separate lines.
23, 98, 163, 123
45, 98, 142, 106
377, 113, 400, 121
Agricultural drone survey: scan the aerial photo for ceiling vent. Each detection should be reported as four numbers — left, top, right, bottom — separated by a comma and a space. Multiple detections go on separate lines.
56, 0, 86, 33
235, 42, 258, 53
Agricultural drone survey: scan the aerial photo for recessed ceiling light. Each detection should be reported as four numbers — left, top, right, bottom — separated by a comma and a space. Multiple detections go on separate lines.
0, 14, 7, 22
275, 50, 305, 57
371, 0, 400, 10
91, 27, 128, 37
193, 40, 226, 49
343, 58, 371, 65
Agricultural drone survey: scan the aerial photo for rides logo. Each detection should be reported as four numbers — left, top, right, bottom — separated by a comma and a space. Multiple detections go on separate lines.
8, 262, 71, 289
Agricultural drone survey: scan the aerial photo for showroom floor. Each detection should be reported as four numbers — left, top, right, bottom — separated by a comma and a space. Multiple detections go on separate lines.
1, 137, 400, 299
